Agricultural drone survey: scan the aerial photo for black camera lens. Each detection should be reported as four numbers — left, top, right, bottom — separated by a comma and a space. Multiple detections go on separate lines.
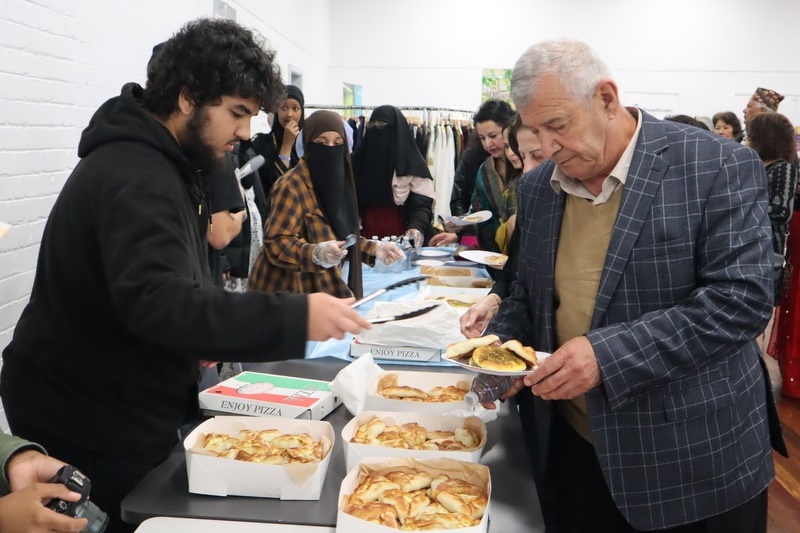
72, 500, 109, 533
46, 465, 108, 533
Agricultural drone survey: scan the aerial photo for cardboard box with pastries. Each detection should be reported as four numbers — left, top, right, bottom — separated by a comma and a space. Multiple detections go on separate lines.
183, 415, 334, 499
341, 411, 486, 472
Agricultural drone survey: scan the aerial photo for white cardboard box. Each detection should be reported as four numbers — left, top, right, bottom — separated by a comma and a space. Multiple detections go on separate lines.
198, 371, 340, 420
183, 416, 334, 499
336, 457, 490, 533
365, 371, 474, 414
341, 411, 486, 472
349, 339, 443, 363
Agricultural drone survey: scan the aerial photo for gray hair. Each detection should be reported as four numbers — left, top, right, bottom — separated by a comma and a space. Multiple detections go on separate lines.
511, 39, 613, 111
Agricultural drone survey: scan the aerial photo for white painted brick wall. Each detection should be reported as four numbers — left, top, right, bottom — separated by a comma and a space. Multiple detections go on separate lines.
0, 0, 216, 432
0, 0, 328, 434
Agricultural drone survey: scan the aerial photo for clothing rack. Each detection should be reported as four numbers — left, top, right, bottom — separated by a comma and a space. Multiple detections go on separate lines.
304, 104, 474, 113
304, 104, 475, 124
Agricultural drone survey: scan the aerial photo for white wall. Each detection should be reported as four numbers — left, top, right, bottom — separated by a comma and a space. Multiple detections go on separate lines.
0, 0, 327, 431
1, 0, 799, 430
326, 0, 800, 122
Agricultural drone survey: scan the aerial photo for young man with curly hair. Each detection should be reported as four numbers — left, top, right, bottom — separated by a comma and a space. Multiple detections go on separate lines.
0, 18, 369, 532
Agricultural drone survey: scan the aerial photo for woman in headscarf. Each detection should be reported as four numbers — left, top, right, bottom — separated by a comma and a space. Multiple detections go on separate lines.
241, 84, 305, 215
248, 111, 404, 298
352, 105, 435, 250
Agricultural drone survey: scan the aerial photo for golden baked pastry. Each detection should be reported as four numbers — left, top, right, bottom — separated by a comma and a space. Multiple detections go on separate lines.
197, 429, 329, 465
472, 345, 527, 372
344, 501, 399, 528
350, 417, 482, 451
344, 469, 485, 529
484, 253, 507, 265
377, 374, 469, 403
381, 386, 429, 401
445, 335, 499, 361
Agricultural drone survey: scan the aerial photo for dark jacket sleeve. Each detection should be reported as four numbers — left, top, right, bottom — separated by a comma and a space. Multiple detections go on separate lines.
404, 191, 434, 237
96, 155, 307, 362
450, 145, 488, 216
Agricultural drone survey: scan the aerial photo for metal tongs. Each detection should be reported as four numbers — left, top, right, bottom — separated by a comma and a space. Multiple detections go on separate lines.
367, 304, 440, 324
351, 276, 429, 309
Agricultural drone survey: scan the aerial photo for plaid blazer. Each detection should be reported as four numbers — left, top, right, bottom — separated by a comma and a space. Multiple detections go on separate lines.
490, 111, 782, 530
248, 160, 376, 297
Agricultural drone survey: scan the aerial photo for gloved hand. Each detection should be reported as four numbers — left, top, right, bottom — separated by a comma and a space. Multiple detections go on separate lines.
376, 241, 406, 265
312, 240, 347, 268
404, 228, 424, 252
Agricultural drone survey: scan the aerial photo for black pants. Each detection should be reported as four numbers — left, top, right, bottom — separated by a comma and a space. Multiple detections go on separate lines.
546, 410, 768, 533
7, 415, 163, 533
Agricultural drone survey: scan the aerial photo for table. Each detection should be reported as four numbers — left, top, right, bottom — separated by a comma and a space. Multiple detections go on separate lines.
121, 357, 544, 532
135, 517, 334, 532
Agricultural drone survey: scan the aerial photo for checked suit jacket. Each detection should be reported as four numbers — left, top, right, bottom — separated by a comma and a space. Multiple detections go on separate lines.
489, 110, 786, 530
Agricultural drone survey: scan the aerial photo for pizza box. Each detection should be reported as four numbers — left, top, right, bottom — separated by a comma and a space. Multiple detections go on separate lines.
365, 370, 473, 414
341, 411, 486, 472
183, 416, 334, 499
350, 339, 443, 363
199, 371, 340, 420
336, 457, 490, 533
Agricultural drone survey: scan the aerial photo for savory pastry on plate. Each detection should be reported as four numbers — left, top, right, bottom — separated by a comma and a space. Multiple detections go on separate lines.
445, 335, 538, 373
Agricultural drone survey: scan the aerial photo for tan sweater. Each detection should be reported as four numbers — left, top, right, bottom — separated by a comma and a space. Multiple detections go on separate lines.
554, 187, 623, 442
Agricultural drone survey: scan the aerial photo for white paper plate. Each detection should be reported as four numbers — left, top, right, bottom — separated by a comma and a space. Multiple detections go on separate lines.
419, 247, 453, 258
414, 259, 446, 267
458, 250, 508, 266
444, 351, 551, 376
446, 210, 492, 227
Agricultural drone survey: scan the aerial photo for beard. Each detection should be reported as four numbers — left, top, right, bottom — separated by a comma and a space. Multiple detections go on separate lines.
182, 106, 223, 173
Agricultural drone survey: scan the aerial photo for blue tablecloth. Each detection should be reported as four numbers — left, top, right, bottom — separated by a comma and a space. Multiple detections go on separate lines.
305, 262, 488, 365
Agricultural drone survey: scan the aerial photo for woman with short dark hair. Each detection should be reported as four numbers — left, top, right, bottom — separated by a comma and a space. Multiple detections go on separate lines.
712, 111, 743, 141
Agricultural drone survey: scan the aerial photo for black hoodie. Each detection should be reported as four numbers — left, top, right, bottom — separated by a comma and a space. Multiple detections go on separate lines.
0, 84, 308, 462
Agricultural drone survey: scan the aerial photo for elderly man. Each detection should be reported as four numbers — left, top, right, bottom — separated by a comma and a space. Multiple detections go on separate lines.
743, 86, 785, 123
488, 39, 785, 532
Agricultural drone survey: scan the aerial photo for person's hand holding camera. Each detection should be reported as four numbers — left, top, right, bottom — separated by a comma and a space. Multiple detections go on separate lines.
312, 240, 347, 268
0, 449, 87, 532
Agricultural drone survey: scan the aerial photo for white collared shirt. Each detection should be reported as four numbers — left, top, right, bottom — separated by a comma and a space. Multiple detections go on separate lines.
550, 108, 643, 205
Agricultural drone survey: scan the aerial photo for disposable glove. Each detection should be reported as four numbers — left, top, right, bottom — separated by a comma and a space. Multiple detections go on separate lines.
376, 241, 406, 265
312, 240, 347, 268
404, 228, 424, 252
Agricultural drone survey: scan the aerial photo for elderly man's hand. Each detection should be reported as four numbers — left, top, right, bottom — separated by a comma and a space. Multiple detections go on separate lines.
524, 336, 601, 400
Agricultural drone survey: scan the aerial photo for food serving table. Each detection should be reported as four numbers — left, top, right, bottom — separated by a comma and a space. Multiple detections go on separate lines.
121, 357, 544, 532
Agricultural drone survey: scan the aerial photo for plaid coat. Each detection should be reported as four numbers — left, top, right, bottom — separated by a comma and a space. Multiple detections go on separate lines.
489, 111, 784, 530
248, 160, 376, 297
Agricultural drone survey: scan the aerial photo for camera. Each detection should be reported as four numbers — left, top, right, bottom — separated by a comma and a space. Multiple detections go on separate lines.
46, 465, 109, 533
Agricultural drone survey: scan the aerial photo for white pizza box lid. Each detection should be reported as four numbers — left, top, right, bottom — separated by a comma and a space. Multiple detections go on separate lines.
341, 411, 486, 472
365, 370, 473, 414
336, 456, 490, 533
183, 415, 334, 500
